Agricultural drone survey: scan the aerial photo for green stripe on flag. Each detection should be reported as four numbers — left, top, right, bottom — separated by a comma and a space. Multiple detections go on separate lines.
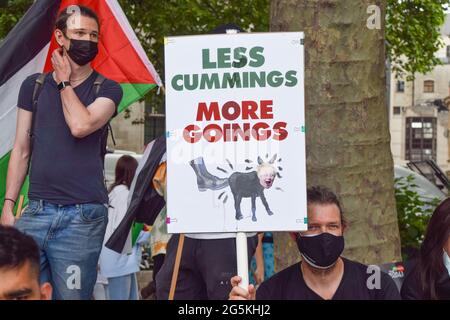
132, 222, 144, 246
118, 83, 157, 113
0, 151, 29, 215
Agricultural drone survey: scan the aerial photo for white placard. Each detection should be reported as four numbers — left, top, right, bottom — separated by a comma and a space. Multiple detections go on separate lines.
165, 32, 307, 233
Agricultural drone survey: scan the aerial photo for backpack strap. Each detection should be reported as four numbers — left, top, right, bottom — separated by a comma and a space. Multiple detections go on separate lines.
93, 73, 105, 97
93, 73, 117, 146
28, 73, 47, 172
107, 121, 116, 145
30, 73, 47, 136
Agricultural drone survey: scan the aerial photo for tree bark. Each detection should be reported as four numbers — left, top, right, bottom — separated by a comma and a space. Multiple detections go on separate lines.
270, 0, 401, 270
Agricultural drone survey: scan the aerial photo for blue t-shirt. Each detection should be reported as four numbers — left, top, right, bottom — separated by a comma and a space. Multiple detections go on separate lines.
17, 71, 123, 205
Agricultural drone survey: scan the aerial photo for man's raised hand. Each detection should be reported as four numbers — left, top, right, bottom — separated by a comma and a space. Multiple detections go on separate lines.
51, 48, 72, 83
229, 276, 256, 300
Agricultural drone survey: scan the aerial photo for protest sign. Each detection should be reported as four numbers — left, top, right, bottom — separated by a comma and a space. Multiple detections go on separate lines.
165, 32, 307, 233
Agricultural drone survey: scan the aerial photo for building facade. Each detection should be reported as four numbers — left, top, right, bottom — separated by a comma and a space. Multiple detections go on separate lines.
389, 19, 450, 175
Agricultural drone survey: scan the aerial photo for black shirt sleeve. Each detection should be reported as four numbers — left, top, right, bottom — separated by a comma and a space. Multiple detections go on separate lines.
17, 73, 41, 112
97, 79, 123, 117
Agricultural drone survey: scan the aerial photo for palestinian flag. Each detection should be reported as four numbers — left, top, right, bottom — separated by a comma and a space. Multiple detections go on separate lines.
0, 0, 162, 214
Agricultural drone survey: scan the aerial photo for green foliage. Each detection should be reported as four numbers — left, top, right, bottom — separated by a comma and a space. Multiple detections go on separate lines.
0, 0, 33, 40
394, 175, 441, 259
386, 0, 449, 80
117, 0, 270, 113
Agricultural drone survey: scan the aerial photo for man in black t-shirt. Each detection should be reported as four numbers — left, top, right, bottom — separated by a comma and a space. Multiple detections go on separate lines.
229, 186, 400, 300
0, 6, 122, 300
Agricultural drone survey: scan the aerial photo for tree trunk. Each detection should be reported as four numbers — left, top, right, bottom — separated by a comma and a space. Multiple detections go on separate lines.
270, 0, 401, 270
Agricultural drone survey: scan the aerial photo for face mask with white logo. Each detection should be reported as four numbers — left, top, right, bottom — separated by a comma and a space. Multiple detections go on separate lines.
296, 232, 345, 270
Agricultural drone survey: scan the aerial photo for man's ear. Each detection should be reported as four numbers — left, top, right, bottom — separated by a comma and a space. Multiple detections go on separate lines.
289, 232, 299, 242
54, 29, 64, 47
40, 282, 52, 300
341, 223, 347, 235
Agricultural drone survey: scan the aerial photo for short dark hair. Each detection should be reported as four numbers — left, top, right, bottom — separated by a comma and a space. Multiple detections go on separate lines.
0, 226, 40, 278
210, 23, 243, 34
55, 5, 100, 34
307, 186, 346, 226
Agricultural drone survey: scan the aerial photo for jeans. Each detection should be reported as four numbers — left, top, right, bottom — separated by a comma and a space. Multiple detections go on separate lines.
107, 273, 139, 300
15, 199, 108, 300
93, 283, 109, 300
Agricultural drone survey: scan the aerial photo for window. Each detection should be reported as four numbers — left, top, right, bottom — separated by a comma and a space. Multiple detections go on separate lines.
405, 117, 437, 161
396, 80, 405, 92
424, 80, 434, 93
447, 45, 450, 58
393, 106, 401, 115
145, 113, 165, 143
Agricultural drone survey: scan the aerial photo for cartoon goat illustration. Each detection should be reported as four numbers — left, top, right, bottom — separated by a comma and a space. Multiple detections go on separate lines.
189, 155, 279, 222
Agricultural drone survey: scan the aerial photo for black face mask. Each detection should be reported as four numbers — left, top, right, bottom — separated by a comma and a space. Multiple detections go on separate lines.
64, 38, 98, 66
296, 232, 345, 269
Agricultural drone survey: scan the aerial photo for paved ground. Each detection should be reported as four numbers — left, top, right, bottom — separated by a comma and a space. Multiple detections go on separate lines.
136, 270, 155, 300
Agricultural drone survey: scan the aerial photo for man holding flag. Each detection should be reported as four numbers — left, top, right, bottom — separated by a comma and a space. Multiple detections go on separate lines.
2, 5, 121, 300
